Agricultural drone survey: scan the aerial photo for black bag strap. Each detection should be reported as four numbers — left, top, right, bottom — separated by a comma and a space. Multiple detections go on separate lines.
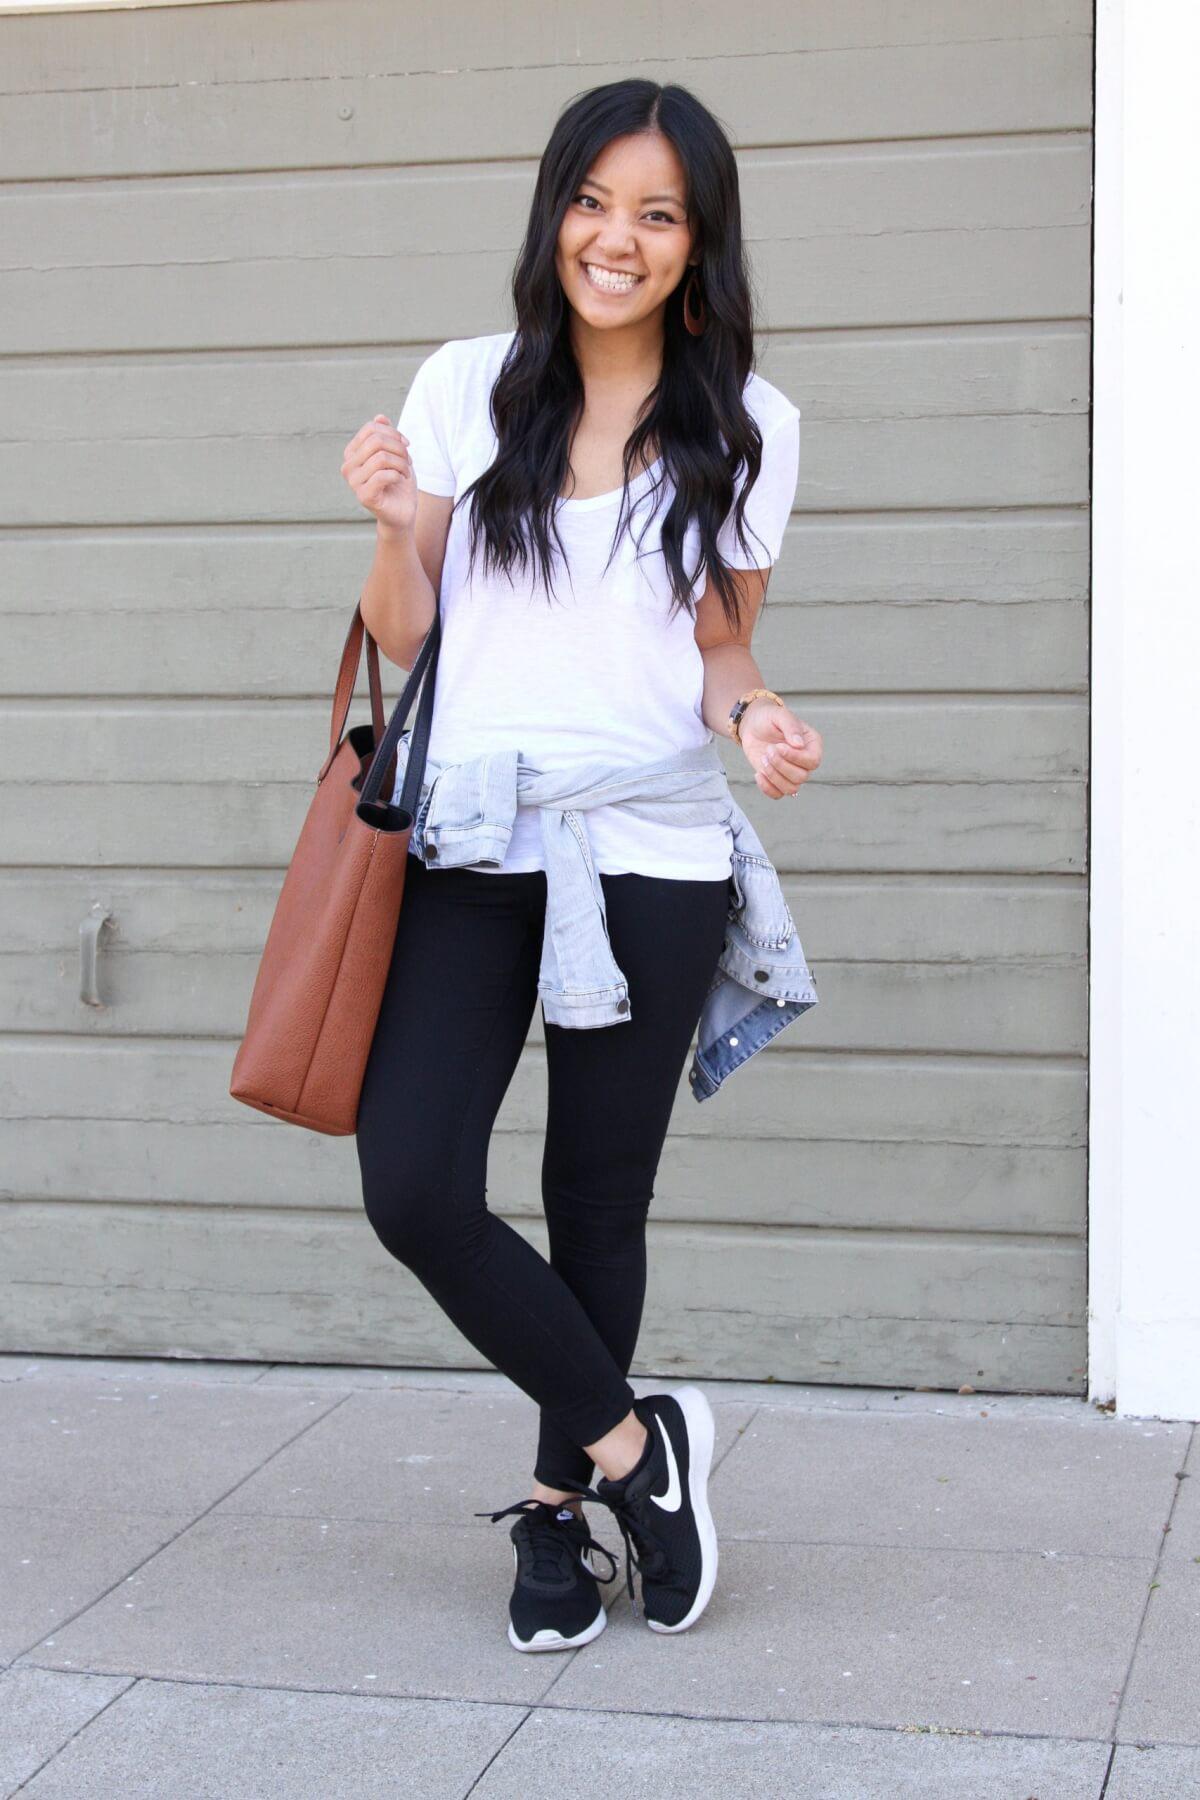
356, 599, 442, 827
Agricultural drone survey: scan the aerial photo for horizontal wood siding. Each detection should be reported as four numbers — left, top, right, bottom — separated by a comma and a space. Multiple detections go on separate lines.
0, 0, 1093, 1391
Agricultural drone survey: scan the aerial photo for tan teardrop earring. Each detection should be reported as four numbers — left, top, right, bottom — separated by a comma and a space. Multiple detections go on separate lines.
683, 266, 707, 337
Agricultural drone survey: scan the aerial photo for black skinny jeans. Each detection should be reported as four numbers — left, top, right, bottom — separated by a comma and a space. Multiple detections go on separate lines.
355, 849, 731, 1494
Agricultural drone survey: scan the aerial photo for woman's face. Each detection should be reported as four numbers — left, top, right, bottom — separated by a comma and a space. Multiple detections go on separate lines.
555, 130, 696, 332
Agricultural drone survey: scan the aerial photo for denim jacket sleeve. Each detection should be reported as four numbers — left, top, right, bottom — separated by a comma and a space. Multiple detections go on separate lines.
687, 801, 819, 1102
389, 733, 818, 1102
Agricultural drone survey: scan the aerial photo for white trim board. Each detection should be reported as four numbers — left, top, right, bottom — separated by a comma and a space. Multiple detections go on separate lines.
0, 1, 253, 14
1089, 0, 1200, 1423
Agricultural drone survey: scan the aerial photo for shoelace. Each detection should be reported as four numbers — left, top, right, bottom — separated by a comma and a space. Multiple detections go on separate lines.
571, 1480, 673, 1616
474, 1498, 619, 1586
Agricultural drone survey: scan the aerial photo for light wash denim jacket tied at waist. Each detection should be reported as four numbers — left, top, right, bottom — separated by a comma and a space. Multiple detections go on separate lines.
389, 735, 819, 1102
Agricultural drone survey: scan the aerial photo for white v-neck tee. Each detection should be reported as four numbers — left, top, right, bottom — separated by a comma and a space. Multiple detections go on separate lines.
391, 328, 800, 878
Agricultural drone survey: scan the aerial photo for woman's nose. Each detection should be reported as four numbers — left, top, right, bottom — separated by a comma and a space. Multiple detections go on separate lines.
594, 234, 638, 260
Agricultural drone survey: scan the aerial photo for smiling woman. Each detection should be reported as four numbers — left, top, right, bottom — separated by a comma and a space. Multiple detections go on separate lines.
376, 321, 800, 874
343, 77, 818, 1659
441, 93, 797, 645
561, 165, 688, 307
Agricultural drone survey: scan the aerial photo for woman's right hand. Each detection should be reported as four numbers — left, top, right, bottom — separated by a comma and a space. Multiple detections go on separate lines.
342, 415, 418, 537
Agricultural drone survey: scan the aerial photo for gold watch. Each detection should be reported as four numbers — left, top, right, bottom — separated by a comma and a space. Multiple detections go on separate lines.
728, 688, 783, 744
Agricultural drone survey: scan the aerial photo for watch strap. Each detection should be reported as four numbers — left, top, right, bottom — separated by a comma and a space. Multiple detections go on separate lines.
729, 687, 783, 744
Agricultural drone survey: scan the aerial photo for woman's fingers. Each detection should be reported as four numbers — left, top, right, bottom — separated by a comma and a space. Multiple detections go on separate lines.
756, 760, 792, 799
342, 445, 412, 497
343, 419, 409, 466
339, 417, 420, 534
356, 444, 411, 478
761, 746, 809, 786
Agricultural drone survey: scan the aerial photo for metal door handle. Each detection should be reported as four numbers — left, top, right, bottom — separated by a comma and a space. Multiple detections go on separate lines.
79, 904, 113, 1007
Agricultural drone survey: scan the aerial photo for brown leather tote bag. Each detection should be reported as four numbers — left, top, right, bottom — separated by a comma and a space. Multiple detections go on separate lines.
228, 597, 440, 1135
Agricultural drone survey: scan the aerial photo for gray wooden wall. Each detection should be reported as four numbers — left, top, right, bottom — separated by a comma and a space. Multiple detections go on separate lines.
0, 0, 1092, 1392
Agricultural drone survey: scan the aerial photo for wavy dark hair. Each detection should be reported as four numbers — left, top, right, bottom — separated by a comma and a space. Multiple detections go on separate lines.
452, 79, 773, 634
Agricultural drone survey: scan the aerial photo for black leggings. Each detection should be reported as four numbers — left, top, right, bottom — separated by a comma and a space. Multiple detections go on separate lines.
355, 850, 731, 1494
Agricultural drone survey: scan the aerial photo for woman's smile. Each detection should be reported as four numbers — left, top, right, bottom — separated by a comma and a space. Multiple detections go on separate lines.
580, 259, 646, 295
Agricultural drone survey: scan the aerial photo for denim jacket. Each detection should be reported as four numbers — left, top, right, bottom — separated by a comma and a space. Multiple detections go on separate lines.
389, 735, 819, 1102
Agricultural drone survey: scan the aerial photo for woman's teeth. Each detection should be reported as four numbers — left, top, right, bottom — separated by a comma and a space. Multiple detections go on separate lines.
582, 262, 644, 294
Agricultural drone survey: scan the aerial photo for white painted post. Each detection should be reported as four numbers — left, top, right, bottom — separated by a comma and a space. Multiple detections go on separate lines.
1091, 0, 1200, 1421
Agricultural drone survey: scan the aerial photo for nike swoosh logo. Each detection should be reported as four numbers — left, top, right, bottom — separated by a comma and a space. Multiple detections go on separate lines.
650, 1409, 682, 1512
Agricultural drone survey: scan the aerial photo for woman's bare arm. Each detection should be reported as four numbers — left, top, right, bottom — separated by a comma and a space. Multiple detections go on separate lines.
343, 412, 454, 670
693, 565, 769, 738
359, 496, 453, 671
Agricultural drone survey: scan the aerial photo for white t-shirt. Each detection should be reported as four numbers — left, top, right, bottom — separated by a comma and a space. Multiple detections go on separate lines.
392, 328, 800, 878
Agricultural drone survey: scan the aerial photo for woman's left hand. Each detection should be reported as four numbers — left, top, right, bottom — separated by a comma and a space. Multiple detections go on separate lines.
739, 699, 823, 799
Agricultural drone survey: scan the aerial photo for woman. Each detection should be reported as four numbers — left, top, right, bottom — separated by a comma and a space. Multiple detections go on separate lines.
341, 79, 822, 1653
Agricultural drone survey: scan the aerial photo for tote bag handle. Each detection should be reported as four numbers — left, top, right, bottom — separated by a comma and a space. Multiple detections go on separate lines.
355, 601, 442, 824
317, 596, 442, 826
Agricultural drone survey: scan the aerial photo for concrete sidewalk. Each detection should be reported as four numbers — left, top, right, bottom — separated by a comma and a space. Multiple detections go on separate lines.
1, 1354, 1197, 1798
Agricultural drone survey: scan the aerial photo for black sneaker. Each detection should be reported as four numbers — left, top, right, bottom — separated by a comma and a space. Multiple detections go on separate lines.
575, 1386, 718, 1633
474, 1497, 618, 1653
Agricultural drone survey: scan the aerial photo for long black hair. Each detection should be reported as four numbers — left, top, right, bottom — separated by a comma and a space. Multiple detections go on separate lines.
453, 79, 772, 634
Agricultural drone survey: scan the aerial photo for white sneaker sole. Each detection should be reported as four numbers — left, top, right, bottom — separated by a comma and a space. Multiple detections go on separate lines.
645, 1383, 718, 1634
507, 1603, 607, 1653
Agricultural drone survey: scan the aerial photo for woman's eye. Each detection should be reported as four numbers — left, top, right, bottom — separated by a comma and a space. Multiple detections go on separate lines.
572, 194, 677, 225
